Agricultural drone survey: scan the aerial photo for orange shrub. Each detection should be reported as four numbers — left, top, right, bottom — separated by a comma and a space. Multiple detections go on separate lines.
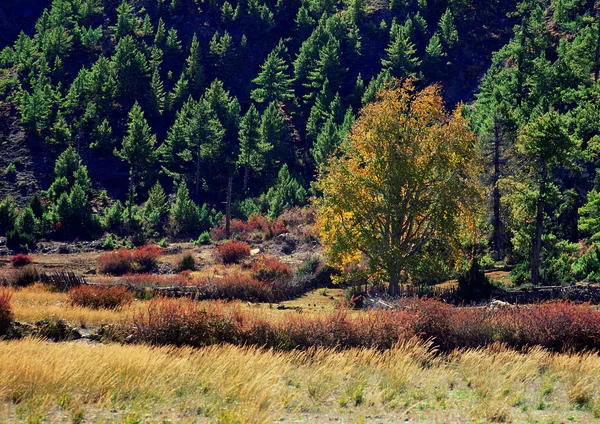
251, 256, 291, 283
10, 254, 32, 268
216, 241, 251, 264
68, 285, 133, 310
97, 249, 134, 275
132, 245, 163, 272
0, 289, 12, 334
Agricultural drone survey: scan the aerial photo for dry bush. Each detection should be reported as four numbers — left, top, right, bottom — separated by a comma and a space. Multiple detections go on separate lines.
216, 241, 251, 264
8, 265, 39, 287
10, 253, 32, 268
0, 288, 12, 334
132, 245, 163, 272
68, 285, 133, 310
176, 252, 196, 272
118, 273, 193, 287
279, 206, 318, 241
97, 249, 134, 275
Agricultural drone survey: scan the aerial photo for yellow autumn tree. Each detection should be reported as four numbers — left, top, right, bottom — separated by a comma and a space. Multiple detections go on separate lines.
315, 80, 484, 295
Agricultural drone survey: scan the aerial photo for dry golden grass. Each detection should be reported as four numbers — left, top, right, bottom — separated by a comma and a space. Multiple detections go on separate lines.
0, 339, 599, 423
7, 284, 144, 326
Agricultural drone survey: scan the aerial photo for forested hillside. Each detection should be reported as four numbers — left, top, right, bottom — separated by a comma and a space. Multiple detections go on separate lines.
2, 0, 600, 287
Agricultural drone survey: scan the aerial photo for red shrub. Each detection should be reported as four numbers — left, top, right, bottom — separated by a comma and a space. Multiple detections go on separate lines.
97, 249, 134, 275
209, 273, 274, 302
251, 256, 292, 283
68, 285, 133, 310
10, 254, 32, 268
264, 219, 289, 240
0, 289, 12, 334
128, 297, 600, 352
216, 241, 251, 264
130, 298, 417, 349
132, 245, 163, 272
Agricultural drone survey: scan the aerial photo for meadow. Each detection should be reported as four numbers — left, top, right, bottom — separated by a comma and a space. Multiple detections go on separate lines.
2, 238, 600, 423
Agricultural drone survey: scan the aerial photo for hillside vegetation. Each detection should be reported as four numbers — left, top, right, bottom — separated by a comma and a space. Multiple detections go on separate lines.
1, 0, 600, 288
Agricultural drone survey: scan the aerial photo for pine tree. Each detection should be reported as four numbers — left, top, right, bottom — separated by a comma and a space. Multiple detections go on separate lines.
170, 181, 203, 237
144, 181, 169, 234
165, 28, 182, 53
265, 164, 307, 217
141, 14, 154, 37
116, 103, 157, 211
381, 27, 420, 78
113, 1, 137, 39
154, 18, 166, 46
260, 102, 290, 174
438, 8, 459, 49
237, 105, 271, 193
149, 68, 166, 116
251, 40, 295, 104
112, 36, 150, 100
345, 0, 366, 26
221, 1, 235, 23
423, 33, 447, 79
185, 34, 205, 95
169, 72, 189, 112
306, 37, 347, 98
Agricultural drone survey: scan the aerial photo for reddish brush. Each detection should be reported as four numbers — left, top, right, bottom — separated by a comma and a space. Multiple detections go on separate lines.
216, 241, 251, 264
210, 273, 273, 302
128, 297, 600, 352
0, 289, 12, 334
10, 254, 32, 268
131, 298, 417, 350
251, 256, 291, 283
68, 285, 133, 310
132, 245, 163, 272
97, 249, 134, 275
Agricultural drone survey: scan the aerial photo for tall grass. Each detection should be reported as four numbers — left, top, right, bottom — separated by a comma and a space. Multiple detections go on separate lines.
0, 288, 12, 334
0, 339, 599, 422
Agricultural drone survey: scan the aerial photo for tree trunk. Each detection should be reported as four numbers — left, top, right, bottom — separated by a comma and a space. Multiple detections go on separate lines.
595, 17, 600, 81
225, 175, 232, 239
492, 116, 502, 257
242, 165, 249, 193
388, 271, 400, 297
195, 144, 201, 201
531, 161, 547, 286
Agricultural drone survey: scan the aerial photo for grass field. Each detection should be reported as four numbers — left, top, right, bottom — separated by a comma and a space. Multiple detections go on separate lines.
1, 338, 599, 423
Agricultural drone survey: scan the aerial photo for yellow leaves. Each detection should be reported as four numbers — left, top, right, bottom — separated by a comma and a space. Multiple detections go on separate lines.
315, 79, 484, 286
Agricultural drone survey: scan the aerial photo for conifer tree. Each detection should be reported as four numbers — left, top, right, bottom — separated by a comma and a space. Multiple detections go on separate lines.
306, 37, 347, 98
144, 181, 169, 234
116, 103, 157, 211
185, 34, 205, 95
237, 105, 271, 192
113, 1, 137, 39
260, 102, 290, 173
381, 26, 420, 78
438, 8, 459, 49
423, 33, 447, 79
251, 40, 295, 104
112, 36, 150, 100
149, 68, 166, 116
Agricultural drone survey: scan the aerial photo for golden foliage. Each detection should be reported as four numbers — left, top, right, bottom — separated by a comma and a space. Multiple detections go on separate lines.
315, 80, 484, 291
